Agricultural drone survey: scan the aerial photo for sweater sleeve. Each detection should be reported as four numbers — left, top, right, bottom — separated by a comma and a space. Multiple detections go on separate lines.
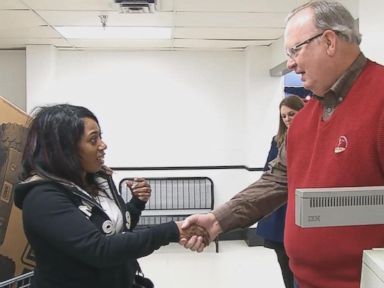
213, 143, 288, 232
22, 185, 179, 269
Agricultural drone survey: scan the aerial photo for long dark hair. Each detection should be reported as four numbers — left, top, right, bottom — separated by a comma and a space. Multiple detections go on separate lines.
276, 95, 305, 147
20, 104, 99, 189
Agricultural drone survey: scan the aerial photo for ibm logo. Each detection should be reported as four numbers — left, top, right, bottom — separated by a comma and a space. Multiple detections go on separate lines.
308, 215, 320, 222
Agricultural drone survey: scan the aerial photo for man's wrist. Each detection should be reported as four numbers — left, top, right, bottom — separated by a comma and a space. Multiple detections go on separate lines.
208, 213, 223, 239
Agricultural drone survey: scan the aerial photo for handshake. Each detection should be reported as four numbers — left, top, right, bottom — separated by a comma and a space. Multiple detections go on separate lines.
177, 222, 210, 246
128, 179, 221, 251
175, 213, 223, 252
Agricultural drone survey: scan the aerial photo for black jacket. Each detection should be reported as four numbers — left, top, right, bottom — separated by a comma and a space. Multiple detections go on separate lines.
14, 173, 179, 288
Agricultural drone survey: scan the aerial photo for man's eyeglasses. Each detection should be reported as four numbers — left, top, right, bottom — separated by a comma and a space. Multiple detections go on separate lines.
286, 31, 324, 59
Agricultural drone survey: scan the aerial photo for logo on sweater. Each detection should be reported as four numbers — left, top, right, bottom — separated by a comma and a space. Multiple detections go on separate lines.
334, 136, 348, 154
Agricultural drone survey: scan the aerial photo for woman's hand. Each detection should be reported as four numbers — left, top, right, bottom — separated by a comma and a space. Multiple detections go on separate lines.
175, 221, 210, 252
127, 178, 151, 202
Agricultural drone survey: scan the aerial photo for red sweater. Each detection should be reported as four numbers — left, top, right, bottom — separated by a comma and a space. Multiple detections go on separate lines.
285, 61, 384, 288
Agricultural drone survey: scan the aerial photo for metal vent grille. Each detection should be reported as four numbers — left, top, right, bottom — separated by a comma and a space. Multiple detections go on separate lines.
309, 194, 384, 208
120, 177, 214, 211
114, 0, 157, 13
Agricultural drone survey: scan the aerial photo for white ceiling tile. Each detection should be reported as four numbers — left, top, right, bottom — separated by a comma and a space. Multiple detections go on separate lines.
38, 10, 173, 27
68, 38, 172, 49
0, 10, 45, 28
174, 27, 283, 40
174, 0, 308, 13
173, 38, 272, 49
175, 12, 286, 28
157, 0, 174, 12
0, 26, 61, 38
0, 0, 29, 9
0, 37, 71, 49
21, 0, 114, 11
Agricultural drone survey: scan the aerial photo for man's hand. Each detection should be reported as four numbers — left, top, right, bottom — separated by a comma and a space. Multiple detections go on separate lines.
175, 222, 210, 247
179, 213, 222, 252
127, 178, 151, 202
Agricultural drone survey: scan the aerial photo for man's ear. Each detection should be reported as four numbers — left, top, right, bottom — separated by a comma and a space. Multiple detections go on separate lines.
324, 30, 337, 56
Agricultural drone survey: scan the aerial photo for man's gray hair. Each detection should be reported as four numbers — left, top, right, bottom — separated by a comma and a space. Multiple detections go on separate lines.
287, 0, 361, 44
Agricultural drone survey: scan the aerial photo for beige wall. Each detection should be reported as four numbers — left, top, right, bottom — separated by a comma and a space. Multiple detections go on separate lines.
0, 51, 26, 111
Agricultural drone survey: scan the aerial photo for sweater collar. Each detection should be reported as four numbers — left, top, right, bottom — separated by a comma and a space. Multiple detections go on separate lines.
313, 53, 367, 119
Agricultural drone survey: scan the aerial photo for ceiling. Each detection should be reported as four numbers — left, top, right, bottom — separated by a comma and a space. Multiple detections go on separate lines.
0, 0, 348, 51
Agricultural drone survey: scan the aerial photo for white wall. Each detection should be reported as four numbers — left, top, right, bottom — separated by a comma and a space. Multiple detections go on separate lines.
23, 46, 279, 206
359, 0, 384, 64
245, 46, 283, 169
339, 0, 359, 19
0, 51, 26, 110
26, 45, 56, 110
269, 37, 286, 70
27, 48, 248, 168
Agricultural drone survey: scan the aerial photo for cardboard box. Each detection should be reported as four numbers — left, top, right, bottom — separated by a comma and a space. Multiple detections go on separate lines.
0, 96, 35, 281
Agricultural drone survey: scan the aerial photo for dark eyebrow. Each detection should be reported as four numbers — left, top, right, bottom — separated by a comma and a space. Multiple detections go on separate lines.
86, 130, 100, 138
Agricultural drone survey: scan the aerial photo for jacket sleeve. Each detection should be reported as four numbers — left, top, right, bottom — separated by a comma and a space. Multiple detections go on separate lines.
263, 136, 279, 171
108, 173, 144, 229
22, 185, 179, 269
213, 142, 288, 232
126, 197, 146, 229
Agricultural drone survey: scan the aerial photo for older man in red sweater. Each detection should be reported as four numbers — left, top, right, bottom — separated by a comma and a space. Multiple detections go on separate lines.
181, 1, 384, 288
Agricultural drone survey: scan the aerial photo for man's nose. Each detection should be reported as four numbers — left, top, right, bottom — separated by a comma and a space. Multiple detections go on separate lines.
287, 57, 296, 70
